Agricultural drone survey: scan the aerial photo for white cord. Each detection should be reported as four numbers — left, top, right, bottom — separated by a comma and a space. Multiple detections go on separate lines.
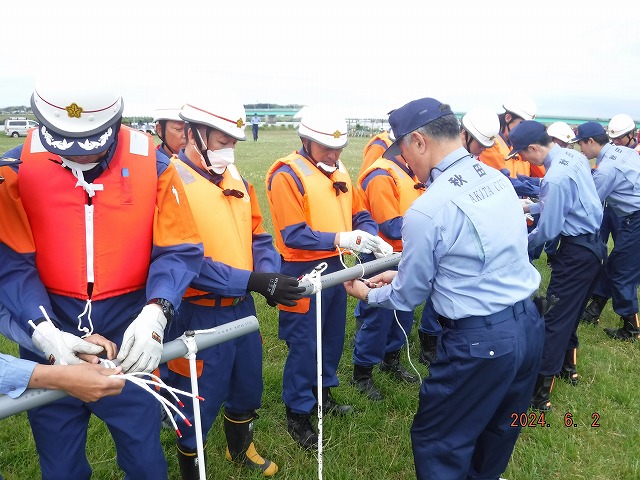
108, 370, 203, 438
76, 299, 94, 337
393, 311, 422, 382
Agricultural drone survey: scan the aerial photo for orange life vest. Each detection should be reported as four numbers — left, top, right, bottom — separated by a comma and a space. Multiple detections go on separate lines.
358, 158, 423, 251
18, 127, 156, 300
266, 152, 353, 262
479, 135, 530, 177
359, 131, 393, 176
171, 160, 253, 299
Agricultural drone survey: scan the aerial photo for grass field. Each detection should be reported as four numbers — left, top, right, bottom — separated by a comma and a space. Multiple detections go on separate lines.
0, 129, 639, 479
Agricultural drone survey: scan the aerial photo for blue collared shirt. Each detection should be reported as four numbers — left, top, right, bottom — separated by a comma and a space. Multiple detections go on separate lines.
369, 147, 540, 319
528, 145, 603, 248
592, 143, 640, 216
0, 354, 35, 399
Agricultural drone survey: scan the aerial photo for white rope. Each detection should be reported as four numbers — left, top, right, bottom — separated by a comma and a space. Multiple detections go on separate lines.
300, 263, 327, 480
393, 311, 422, 383
76, 299, 95, 337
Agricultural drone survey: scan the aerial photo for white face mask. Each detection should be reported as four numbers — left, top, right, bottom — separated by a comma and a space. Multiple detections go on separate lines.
316, 161, 338, 174
202, 147, 235, 174
61, 158, 100, 171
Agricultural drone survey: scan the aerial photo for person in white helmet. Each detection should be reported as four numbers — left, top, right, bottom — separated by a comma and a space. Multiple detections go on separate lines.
547, 121, 577, 149
479, 95, 537, 175
265, 106, 391, 449
607, 113, 640, 152
165, 99, 304, 478
460, 107, 500, 157
0, 79, 204, 479
154, 107, 187, 157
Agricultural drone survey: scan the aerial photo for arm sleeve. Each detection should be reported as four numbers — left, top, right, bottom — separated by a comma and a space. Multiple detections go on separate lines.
0, 165, 56, 328
368, 208, 437, 310
365, 173, 403, 240
146, 159, 204, 308
351, 185, 378, 235
591, 163, 617, 202
527, 181, 569, 248
247, 181, 281, 273
0, 354, 36, 399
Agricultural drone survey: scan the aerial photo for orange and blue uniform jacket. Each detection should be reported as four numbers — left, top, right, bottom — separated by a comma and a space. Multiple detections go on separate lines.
172, 151, 280, 298
0, 126, 204, 336
359, 131, 394, 177
358, 157, 424, 251
266, 147, 378, 262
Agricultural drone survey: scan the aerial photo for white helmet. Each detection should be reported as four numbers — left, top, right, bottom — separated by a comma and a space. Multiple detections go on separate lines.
461, 108, 500, 147
503, 95, 537, 120
31, 80, 123, 156
153, 108, 184, 123
607, 113, 636, 139
546, 122, 575, 144
180, 101, 246, 140
298, 107, 348, 149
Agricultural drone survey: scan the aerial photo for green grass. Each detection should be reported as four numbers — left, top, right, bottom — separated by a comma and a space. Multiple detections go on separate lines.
1, 130, 639, 479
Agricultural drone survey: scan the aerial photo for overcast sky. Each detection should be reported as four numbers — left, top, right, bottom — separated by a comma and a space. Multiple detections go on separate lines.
3, 0, 640, 120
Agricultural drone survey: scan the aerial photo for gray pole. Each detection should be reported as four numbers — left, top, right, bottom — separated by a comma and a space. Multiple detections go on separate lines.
298, 253, 402, 295
0, 316, 259, 420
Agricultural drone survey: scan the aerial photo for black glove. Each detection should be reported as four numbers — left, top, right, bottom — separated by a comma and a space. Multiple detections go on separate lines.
247, 272, 305, 307
533, 294, 559, 317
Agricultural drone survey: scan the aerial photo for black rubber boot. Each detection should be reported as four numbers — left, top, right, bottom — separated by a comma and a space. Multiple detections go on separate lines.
350, 364, 384, 401
418, 331, 438, 366
286, 406, 318, 450
380, 350, 419, 383
530, 374, 554, 412
581, 294, 608, 325
313, 387, 353, 415
224, 409, 278, 476
558, 348, 578, 386
177, 445, 203, 480
605, 314, 640, 341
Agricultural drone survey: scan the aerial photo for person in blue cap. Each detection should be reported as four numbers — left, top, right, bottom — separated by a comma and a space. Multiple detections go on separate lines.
576, 122, 640, 341
510, 120, 604, 410
344, 97, 544, 480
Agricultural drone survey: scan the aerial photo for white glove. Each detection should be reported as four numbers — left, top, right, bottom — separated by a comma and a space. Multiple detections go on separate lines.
338, 230, 380, 254
372, 237, 394, 258
31, 320, 103, 365
117, 304, 167, 373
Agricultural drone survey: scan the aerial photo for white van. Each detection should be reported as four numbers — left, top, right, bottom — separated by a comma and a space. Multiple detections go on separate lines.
4, 118, 39, 137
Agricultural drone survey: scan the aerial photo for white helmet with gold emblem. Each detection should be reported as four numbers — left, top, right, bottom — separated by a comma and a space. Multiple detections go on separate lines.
180, 101, 246, 141
31, 80, 123, 156
298, 107, 348, 149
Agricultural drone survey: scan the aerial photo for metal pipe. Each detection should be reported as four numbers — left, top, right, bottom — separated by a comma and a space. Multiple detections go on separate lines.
0, 316, 259, 420
298, 253, 402, 295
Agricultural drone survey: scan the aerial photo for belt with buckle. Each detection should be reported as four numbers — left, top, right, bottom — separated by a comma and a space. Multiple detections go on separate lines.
439, 300, 526, 330
187, 296, 245, 307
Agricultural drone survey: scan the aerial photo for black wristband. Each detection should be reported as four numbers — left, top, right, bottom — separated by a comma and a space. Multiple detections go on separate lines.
147, 298, 175, 323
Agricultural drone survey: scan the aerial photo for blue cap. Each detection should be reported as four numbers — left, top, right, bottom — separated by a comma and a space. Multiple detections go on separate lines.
0, 157, 21, 167
572, 121, 606, 143
383, 98, 454, 159
506, 120, 546, 159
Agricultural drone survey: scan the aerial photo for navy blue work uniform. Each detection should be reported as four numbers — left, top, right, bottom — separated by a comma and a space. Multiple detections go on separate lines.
527, 145, 603, 376
369, 149, 544, 479
592, 144, 640, 319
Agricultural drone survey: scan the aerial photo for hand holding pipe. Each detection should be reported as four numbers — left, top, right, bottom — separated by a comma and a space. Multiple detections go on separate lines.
297, 253, 402, 295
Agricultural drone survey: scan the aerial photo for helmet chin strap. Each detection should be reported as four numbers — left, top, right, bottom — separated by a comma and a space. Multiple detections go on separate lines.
191, 125, 213, 171
158, 121, 176, 155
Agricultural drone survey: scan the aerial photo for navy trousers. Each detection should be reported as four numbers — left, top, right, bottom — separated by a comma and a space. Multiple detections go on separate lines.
411, 299, 544, 479
608, 210, 640, 316
540, 242, 601, 375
